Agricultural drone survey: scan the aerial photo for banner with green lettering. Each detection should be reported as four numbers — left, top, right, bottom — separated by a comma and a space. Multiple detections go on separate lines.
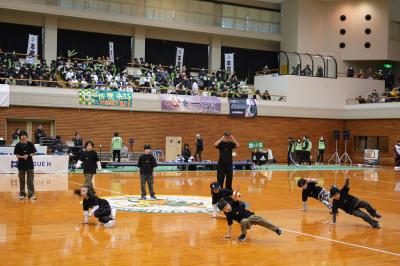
79, 89, 133, 108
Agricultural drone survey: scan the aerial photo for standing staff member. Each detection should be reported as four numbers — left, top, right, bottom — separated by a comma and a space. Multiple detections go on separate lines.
111, 132, 123, 162
194, 134, 203, 162
287, 137, 295, 166
294, 138, 303, 164
14, 131, 37, 200
317, 136, 326, 165
302, 136, 312, 165
214, 132, 239, 190
75, 141, 102, 193
394, 140, 400, 168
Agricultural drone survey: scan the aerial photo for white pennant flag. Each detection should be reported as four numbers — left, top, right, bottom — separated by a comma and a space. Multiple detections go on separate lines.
26, 34, 38, 65
109, 41, 115, 63
224, 53, 234, 73
176, 47, 184, 71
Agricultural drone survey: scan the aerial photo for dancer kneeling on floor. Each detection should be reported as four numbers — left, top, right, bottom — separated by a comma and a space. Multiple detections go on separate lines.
74, 186, 116, 228
330, 176, 382, 228
297, 177, 332, 211
217, 187, 282, 242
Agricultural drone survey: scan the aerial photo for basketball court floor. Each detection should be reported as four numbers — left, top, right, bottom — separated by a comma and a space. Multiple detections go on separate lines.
1, 168, 399, 265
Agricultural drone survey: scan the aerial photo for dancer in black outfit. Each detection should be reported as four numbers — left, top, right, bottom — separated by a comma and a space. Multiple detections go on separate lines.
297, 178, 331, 211
330, 176, 382, 228
74, 186, 116, 228
214, 132, 239, 190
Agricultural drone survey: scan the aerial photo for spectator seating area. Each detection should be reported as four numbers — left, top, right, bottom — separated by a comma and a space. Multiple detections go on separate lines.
0, 51, 277, 99
351, 88, 400, 104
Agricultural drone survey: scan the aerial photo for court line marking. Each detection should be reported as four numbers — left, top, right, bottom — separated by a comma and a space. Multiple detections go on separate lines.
281, 227, 400, 257
49, 175, 400, 257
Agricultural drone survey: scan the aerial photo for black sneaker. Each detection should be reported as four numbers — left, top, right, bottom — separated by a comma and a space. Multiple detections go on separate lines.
373, 223, 381, 229
374, 212, 382, 218
29, 195, 37, 200
238, 233, 247, 242
151, 196, 157, 200
275, 228, 283, 235
19, 195, 25, 200
140, 196, 146, 200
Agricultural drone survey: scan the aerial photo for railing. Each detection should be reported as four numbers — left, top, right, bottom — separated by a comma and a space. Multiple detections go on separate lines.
278, 51, 337, 79
0, 77, 287, 101
0, 0, 280, 34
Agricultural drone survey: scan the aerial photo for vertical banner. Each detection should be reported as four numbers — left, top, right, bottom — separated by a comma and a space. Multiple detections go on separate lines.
176, 47, 184, 71
26, 34, 38, 65
0, 84, 10, 107
224, 53, 234, 73
109, 41, 115, 63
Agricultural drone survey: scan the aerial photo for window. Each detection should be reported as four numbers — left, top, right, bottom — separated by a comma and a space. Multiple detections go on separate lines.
354, 136, 389, 152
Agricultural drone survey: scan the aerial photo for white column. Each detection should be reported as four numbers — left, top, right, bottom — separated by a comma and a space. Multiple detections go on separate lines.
132, 27, 146, 61
208, 36, 221, 72
43, 15, 58, 63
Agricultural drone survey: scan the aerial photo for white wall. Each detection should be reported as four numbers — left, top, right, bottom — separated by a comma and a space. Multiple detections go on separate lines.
254, 75, 385, 109
9, 82, 399, 120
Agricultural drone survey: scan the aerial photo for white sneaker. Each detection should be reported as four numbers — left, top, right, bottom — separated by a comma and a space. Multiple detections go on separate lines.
111, 208, 117, 219
104, 220, 115, 228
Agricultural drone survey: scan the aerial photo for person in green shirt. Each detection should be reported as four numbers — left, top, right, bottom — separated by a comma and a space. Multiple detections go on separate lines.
294, 138, 303, 164
317, 136, 326, 165
111, 132, 123, 162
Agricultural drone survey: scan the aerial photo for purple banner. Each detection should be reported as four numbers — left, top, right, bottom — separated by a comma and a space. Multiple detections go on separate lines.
160, 95, 221, 113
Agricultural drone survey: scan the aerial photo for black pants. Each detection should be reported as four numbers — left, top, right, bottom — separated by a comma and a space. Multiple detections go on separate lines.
113, 150, 121, 162
317, 149, 325, 163
396, 155, 400, 166
287, 152, 293, 165
194, 150, 202, 162
295, 151, 302, 164
94, 206, 112, 223
352, 200, 379, 227
302, 151, 311, 165
217, 163, 233, 190
18, 169, 35, 197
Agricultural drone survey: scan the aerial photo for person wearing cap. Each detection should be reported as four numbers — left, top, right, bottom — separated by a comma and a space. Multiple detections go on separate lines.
137, 144, 158, 200
214, 132, 240, 190
194, 134, 203, 162
330, 176, 382, 228
297, 177, 331, 211
217, 187, 282, 242
13, 130, 37, 200
210, 182, 233, 218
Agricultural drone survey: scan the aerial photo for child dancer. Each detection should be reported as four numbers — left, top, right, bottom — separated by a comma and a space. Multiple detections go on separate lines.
75, 141, 101, 193
217, 187, 282, 242
210, 182, 233, 218
137, 144, 158, 200
297, 177, 332, 211
330, 176, 382, 228
74, 186, 116, 228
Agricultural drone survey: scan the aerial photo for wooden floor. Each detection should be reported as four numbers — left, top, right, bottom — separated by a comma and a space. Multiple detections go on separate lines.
1, 168, 399, 265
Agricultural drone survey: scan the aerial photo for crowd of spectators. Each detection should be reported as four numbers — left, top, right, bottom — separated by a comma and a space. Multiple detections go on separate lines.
0, 51, 58, 87
0, 51, 262, 99
355, 88, 400, 104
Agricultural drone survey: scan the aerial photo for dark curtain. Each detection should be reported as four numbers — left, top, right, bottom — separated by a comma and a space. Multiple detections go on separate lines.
221, 46, 278, 83
145, 38, 208, 69
0, 22, 43, 56
57, 29, 131, 67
